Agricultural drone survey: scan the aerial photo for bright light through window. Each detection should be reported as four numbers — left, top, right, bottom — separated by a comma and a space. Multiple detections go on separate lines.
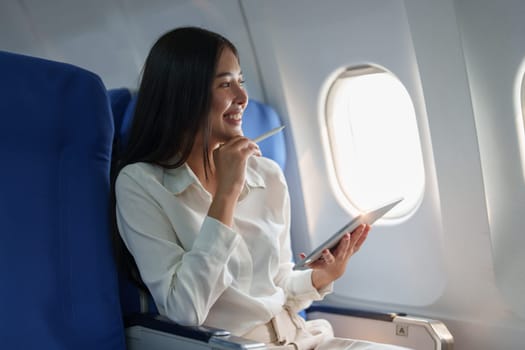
325, 66, 425, 218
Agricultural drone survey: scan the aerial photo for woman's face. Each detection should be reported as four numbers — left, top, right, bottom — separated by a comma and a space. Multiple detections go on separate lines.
208, 47, 248, 145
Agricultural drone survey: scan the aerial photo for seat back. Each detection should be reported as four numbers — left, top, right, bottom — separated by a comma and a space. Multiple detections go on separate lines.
0, 51, 125, 349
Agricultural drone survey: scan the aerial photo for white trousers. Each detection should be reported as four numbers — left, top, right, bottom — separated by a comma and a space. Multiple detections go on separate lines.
242, 307, 412, 350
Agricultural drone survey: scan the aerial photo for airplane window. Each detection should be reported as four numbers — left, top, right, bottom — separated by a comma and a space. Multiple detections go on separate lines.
325, 66, 425, 218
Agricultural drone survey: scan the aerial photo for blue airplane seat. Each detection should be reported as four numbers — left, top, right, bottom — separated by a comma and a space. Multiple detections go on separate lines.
108, 87, 132, 142
0, 51, 125, 349
242, 99, 287, 170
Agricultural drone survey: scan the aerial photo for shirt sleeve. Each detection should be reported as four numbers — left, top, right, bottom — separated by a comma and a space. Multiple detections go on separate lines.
115, 169, 241, 326
272, 171, 333, 312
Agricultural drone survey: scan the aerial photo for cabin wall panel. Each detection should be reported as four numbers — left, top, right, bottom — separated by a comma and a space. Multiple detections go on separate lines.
454, 0, 525, 320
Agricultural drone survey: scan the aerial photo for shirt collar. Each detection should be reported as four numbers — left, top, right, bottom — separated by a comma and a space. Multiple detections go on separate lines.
163, 161, 266, 196
163, 163, 198, 195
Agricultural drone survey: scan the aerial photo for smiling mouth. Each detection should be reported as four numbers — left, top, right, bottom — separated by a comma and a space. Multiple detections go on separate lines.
224, 112, 242, 121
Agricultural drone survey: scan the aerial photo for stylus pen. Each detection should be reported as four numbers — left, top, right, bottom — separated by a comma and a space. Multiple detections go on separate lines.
252, 125, 286, 144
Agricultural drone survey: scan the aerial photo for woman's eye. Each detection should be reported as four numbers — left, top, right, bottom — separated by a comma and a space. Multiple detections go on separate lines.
218, 79, 245, 88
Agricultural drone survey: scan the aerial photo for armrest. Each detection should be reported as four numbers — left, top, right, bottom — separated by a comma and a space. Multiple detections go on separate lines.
306, 304, 454, 350
307, 304, 400, 322
125, 313, 267, 350
125, 313, 230, 341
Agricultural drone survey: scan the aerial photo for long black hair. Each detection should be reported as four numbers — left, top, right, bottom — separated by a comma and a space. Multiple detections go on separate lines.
111, 27, 239, 290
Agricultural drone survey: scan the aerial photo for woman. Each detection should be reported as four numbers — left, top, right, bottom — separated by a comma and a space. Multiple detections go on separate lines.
113, 27, 410, 350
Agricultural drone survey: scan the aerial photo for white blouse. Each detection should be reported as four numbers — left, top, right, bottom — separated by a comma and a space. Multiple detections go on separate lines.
115, 156, 332, 335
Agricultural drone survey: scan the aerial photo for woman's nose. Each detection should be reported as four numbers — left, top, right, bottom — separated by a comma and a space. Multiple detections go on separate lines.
234, 83, 248, 106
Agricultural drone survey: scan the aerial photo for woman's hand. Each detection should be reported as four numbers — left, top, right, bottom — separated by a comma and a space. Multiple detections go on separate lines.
208, 136, 261, 227
300, 224, 371, 290
212, 136, 261, 198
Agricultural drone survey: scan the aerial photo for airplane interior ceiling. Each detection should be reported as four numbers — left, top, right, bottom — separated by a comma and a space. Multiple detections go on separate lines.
1, 0, 525, 349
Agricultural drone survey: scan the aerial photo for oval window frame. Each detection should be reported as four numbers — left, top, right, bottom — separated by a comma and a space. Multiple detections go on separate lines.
324, 65, 425, 219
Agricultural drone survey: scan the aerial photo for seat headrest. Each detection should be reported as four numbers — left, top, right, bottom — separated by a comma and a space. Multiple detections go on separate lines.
108, 87, 133, 137
0, 51, 113, 151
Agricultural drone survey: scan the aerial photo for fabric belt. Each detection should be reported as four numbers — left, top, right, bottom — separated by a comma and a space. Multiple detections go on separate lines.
242, 307, 307, 349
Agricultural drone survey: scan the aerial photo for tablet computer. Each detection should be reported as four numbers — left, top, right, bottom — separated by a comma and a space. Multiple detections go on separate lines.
293, 197, 403, 270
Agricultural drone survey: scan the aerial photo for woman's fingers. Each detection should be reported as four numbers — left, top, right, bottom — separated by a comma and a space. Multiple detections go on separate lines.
332, 232, 351, 258
321, 249, 335, 264
349, 224, 367, 245
332, 224, 365, 256
302, 224, 371, 271
227, 136, 260, 152
353, 224, 370, 251
215, 137, 261, 160
305, 224, 373, 287
214, 137, 261, 171
331, 224, 370, 262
